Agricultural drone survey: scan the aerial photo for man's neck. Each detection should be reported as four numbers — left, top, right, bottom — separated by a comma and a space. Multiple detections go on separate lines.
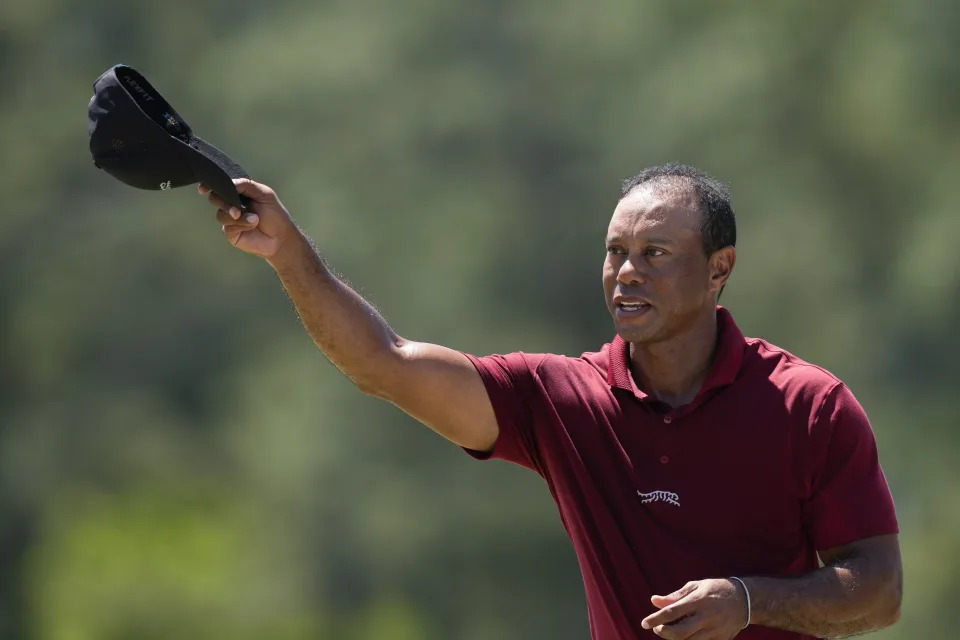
629, 309, 719, 408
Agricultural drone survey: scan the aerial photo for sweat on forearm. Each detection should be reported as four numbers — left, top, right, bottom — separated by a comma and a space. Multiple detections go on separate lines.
267, 231, 403, 391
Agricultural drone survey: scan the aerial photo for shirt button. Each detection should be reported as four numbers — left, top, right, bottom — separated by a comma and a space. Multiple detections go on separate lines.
663, 416, 672, 424
660, 455, 670, 464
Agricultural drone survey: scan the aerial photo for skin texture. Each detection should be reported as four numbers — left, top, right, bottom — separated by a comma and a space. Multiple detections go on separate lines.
640, 535, 902, 639
603, 182, 735, 407
203, 179, 500, 452
202, 177, 902, 639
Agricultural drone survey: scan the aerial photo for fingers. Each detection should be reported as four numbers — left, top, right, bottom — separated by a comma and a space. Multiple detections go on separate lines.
201, 179, 280, 211
205, 191, 242, 220
217, 206, 259, 250
200, 184, 249, 219
649, 614, 700, 640
651, 582, 698, 608
216, 208, 259, 227
643, 599, 695, 631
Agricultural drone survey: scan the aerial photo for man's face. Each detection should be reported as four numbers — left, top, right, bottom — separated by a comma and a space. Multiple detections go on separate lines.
602, 183, 726, 344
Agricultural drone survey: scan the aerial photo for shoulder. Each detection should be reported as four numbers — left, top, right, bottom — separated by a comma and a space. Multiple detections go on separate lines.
532, 343, 612, 380
469, 345, 610, 386
487, 344, 615, 400
469, 345, 616, 412
746, 337, 842, 384
521, 345, 616, 406
736, 338, 878, 462
740, 336, 847, 414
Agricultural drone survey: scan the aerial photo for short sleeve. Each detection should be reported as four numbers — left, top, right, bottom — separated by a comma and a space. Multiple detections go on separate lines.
461, 352, 546, 474
802, 382, 899, 550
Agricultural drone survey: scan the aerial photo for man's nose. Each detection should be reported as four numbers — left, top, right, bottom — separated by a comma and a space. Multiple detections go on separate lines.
617, 257, 646, 285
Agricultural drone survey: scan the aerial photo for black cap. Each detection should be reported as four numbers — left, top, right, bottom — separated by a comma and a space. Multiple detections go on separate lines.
88, 64, 249, 209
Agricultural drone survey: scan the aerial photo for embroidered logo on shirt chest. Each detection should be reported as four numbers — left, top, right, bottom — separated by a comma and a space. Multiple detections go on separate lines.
637, 490, 680, 507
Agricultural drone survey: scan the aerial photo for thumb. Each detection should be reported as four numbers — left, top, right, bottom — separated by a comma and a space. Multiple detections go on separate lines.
233, 178, 278, 204
651, 582, 697, 608
650, 594, 678, 608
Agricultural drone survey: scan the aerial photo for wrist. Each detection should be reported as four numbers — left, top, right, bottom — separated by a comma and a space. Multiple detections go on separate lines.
729, 576, 753, 629
266, 227, 314, 272
739, 576, 772, 627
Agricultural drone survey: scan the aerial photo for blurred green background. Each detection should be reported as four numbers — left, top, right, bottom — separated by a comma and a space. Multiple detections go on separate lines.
1, 0, 957, 638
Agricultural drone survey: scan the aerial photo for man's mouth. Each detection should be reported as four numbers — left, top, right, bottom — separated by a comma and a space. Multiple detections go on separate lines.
615, 299, 652, 314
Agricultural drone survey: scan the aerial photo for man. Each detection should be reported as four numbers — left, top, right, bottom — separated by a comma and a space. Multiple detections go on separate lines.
201, 163, 901, 639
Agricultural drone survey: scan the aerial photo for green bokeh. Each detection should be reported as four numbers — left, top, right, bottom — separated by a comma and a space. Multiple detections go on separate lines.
1, 0, 957, 637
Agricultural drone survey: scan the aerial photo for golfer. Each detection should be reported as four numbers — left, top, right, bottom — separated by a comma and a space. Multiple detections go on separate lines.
201, 163, 901, 640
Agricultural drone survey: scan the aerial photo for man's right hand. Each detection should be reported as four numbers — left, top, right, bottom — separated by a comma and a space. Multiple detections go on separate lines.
200, 179, 298, 259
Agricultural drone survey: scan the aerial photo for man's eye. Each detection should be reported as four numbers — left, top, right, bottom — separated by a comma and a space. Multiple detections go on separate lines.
606, 246, 626, 255
645, 247, 666, 257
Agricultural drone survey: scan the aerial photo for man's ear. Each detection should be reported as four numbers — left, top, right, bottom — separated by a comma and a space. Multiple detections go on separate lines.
709, 246, 736, 293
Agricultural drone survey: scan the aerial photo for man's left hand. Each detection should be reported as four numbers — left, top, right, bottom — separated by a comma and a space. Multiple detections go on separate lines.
641, 578, 749, 639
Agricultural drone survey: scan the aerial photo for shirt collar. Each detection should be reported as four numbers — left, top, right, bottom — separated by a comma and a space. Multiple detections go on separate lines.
606, 306, 746, 403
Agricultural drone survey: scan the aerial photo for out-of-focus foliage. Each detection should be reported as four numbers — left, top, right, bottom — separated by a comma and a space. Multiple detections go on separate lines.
1, 0, 957, 637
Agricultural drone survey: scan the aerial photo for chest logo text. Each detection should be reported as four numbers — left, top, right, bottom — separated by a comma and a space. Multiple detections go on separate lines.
637, 490, 680, 507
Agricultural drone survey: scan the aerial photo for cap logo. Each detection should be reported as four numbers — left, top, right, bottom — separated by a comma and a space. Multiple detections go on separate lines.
124, 76, 155, 102
159, 181, 172, 190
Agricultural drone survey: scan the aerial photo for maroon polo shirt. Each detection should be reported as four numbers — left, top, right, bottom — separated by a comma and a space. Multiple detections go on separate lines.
463, 307, 898, 640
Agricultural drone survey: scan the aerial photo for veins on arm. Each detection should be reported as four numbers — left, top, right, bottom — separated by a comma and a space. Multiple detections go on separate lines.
746, 535, 902, 638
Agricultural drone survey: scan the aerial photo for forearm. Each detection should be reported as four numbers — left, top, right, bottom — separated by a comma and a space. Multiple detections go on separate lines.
744, 555, 901, 638
267, 229, 402, 389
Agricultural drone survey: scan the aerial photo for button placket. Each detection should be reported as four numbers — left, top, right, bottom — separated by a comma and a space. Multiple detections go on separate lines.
660, 413, 674, 466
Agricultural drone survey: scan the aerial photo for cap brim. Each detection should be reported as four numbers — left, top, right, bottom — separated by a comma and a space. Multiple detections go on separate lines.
178, 136, 250, 209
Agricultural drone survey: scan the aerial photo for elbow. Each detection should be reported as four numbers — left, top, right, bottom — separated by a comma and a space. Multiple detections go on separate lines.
874, 569, 903, 629
351, 361, 403, 401
331, 360, 389, 398
874, 601, 900, 631
352, 370, 391, 398
345, 342, 407, 399
884, 603, 902, 629
880, 589, 902, 629
353, 376, 380, 397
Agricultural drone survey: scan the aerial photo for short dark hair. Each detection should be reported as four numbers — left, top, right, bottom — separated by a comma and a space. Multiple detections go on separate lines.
619, 163, 736, 257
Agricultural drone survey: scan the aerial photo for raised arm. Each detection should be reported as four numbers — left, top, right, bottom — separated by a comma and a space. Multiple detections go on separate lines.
201, 179, 498, 452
